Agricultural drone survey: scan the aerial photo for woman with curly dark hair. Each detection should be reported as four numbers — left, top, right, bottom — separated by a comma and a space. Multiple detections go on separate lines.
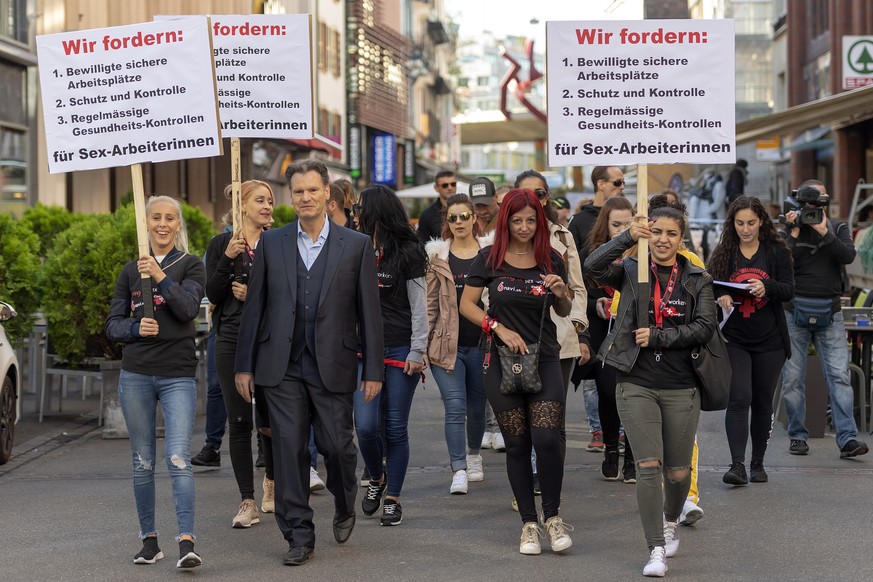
353, 185, 429, 526
460, 189, 574, 556
708, 196, 794, 486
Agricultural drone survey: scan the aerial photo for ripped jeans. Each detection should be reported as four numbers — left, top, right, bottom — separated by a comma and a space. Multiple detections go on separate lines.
119, 370, 197, 540
616, 382, 700, 550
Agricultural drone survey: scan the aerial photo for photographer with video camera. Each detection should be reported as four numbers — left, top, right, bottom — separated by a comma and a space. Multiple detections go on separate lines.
780, 180, 868, 459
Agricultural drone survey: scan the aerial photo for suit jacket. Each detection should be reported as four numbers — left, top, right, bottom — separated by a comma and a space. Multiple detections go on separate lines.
235, 219, 384, 391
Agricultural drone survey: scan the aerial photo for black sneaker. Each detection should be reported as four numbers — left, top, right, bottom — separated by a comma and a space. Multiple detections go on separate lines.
133, 536, 163, 564
176, 539, 202, 569
191, 445, 220, 467
749, 461, 768, 483
602, 446, 620, 481
723, 462, 748, 486
622, 460, 636, 484
362, 479, 386, 516
533, 473, 541, 496
380, 498, 402, 526
840, 439, 870, 458
789, 439, 809, 455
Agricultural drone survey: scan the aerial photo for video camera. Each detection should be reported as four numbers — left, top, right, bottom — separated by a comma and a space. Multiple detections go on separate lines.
782, 185, 829, 226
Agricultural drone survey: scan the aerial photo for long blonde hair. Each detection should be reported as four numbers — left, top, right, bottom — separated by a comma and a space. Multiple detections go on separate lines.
145, 195, 189, 253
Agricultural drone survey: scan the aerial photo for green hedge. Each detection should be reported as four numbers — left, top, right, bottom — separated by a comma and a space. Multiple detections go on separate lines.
0, 214, 41, 345
20, 204, 79, 258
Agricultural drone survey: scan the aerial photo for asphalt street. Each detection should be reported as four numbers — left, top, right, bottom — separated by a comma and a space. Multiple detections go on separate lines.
1, 379, 872, 581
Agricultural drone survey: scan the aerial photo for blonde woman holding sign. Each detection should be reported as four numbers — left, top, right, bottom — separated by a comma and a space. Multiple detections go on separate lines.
105, 196, 206, 568
204, 180, 275, 527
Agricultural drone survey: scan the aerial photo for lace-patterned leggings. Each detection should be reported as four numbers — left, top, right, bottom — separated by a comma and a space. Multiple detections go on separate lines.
485, 356, 566, 524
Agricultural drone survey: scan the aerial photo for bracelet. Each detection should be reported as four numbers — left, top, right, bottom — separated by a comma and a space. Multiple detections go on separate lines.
482, 315, 499, 333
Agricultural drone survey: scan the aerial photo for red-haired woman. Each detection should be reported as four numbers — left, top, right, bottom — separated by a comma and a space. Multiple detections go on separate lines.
460, 189, 573, 556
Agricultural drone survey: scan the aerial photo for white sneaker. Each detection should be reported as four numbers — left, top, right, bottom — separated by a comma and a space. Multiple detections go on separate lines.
544, 516, 573, 552
679, 499, 704, 526
481, 432, 493, 449
492, 432, 506, 451
309, 467, 325, 492
519, 522, 543, 555
663, 518, 679, 557
466, 454, 484, 482
643, 546, 668, 577
450, 469, 468, 494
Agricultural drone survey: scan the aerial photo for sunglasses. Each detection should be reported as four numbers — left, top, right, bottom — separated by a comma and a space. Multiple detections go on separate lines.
448, 211, 473, 223
610, 179, 625, 187
352, 203, 362, 215
534, 188, 548, 200
438, 181, 457, 189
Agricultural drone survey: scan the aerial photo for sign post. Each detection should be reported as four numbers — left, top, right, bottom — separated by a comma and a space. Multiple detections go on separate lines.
130, 163, 153, 318
636, 164, 649, 326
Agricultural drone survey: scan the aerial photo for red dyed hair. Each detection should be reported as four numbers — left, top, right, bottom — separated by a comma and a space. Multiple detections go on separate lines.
488, 189, 553, 273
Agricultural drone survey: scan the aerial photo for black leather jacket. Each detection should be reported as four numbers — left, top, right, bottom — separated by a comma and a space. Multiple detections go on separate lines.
583, 229, 717, 374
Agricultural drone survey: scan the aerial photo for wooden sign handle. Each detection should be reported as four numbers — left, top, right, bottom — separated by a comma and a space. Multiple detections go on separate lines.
131, 163, 154, 319
636, 164, 649, 328
230, 138, 242, 280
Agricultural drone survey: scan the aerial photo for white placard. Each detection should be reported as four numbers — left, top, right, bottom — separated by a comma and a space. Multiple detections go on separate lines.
546, 19, 735, 166
158, 14, 313, 138
37, 17, 221, 174
842, 36, 873, 89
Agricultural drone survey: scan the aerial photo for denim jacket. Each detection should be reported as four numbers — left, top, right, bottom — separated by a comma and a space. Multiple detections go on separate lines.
583, 229, 717, 374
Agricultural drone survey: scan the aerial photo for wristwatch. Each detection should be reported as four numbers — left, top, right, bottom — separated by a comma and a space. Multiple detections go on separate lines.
490, 320, 500, 331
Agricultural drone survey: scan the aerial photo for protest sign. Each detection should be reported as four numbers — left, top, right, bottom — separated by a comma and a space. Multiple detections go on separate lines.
546, 19, 735, 166
157, 14, 314, 138
37, 16, 221, 174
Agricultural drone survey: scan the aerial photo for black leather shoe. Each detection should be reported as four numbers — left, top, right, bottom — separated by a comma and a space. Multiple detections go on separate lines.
333, 512, 356, 544
283, 546, 314, 566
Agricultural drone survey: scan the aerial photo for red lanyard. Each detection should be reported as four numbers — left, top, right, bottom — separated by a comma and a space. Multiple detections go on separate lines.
241, 235, 256, 263
650, 260, 680, 329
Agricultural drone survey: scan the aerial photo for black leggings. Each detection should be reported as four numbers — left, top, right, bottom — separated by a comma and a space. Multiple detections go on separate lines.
724, 345, 785, 464
592, 363, 634, 462
216, 335, 274, 500
486, 355, 565, 524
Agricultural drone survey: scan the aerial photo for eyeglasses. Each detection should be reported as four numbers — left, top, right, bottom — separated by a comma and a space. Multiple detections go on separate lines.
534, 188, 548, 200
611, 179, 625, 187
448, 211, 473, 223
352, 203, 362, 215
438, 181, 457, 189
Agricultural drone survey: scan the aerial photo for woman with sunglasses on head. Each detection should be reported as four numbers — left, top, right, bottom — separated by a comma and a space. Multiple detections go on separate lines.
708, 196, 793, 486
353, 185, 429, 526
460, 189, 574, 556
204, 180, 276, 528
584, 198, 716, 577
426, 194, 488, 494
514, 171, 590, 469
105, 196, 206, 568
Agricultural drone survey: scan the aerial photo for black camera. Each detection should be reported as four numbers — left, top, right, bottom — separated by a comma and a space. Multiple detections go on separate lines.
782, 185, 829, 226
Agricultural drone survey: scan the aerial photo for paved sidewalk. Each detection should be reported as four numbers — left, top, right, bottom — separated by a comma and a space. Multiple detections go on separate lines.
1, 381, 871, 581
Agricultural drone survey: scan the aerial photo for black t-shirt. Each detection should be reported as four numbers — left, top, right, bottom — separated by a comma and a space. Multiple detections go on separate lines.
721, 250, 782, 351
620, 263, 696, 389
466, 248, 566, 361
449, 253, 482, 347
378, 253, 427, 347
417, 200, 444, 243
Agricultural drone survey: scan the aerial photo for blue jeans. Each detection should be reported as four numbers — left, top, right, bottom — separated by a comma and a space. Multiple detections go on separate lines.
204, 330, 226, 448
354, 346, 419, 497
781, 309, 859, 448
119, 370, 197, 539
581, 379, 602, 433
431, 346, 487, 471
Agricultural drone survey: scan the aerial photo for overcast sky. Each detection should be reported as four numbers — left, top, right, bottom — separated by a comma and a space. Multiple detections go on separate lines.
446, 0, 644, 46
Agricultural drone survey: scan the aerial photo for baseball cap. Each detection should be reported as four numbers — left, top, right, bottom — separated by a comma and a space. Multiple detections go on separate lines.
469, 177, 496, 205
551, 196, 570, 210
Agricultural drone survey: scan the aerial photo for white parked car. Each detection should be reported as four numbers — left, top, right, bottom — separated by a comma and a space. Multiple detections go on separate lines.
0, 302, 20, 465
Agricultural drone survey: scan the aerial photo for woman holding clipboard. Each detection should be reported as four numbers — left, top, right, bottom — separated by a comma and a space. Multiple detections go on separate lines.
708, 196, 794, 486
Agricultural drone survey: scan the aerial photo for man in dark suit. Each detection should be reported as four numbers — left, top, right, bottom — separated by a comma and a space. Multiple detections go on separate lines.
235, 159, 383, 566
